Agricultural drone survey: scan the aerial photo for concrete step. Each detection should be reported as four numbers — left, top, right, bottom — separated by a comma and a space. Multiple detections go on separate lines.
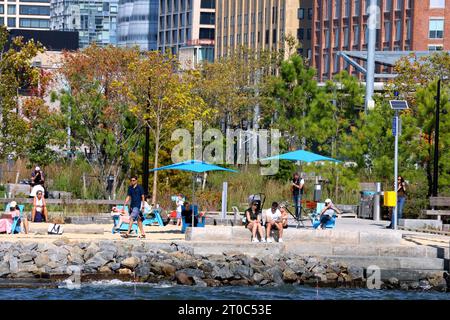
186, 226, 403, 245
322, 256, 444, 271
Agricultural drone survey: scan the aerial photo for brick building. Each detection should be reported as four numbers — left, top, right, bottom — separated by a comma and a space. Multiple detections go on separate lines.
303, 0, 450, 81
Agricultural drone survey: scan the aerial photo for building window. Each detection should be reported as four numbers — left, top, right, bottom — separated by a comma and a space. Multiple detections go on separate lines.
19, 5, 50, 16
7, 4, 15, 14
397, 0, 404, 10
429, 19, 444, 38
353, 25, 360, 45
200, 12, 215, 24
200, 0, 215, 9
18, 0, 50, 2
343, 27, 349, 46
344, 0, 350, 17
0, 17, 3, 26
308, 8, 313, 19
395, 20, 402, 41
429, 0, 445, 8
334, 0, 341, 19
428, 44, 444, 51
0, 5, 3, 14
354, 0, 360, 16
307, 28, 311, 40
298, 8, 304, 19
199, 28, 214, 40
385, 0, 392, 11
384, 21, 391, 42
7, 17, 16, 27
297, 28, 304, 40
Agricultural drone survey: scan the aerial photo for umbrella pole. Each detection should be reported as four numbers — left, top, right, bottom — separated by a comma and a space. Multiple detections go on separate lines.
192, 173, 195, 227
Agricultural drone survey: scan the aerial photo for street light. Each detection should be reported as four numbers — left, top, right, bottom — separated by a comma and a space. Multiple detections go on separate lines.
389, 99, 409, 230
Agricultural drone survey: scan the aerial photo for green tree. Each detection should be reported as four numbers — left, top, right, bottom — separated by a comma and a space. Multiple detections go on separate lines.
54, 45, 142, 197
0, 26, 43, 159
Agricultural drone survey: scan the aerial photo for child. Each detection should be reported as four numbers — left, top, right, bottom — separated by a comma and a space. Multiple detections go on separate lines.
111, 206, 130, 230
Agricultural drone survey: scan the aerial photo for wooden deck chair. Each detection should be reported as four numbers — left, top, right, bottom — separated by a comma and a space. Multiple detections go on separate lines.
111, 205, 139, 234
142, 208, 165, 227
5, 203, 25, 234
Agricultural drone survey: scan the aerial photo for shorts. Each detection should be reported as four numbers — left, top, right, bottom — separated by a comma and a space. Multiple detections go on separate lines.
130, 207, 144, 222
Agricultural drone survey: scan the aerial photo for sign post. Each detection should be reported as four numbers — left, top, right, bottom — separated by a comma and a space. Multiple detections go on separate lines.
389, 100, 409, 230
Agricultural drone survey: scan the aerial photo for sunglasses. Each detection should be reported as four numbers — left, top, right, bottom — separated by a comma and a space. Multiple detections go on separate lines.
131, 179, 137, 181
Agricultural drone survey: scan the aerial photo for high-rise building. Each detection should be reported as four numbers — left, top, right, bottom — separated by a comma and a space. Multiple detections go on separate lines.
306, 0, 450, 81
50, 0, 119, 48
215, 0, 301, 59
0, 0, 50, 30
159, 0, 215, 68
117, 0, 158, 51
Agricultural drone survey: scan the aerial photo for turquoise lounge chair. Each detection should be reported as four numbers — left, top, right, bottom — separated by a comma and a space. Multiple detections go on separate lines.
181, 205, 205, 233
311, 202, 336, 229
4, 203, 25, 234
111, 205, 139, 234
142, 208, 165, 227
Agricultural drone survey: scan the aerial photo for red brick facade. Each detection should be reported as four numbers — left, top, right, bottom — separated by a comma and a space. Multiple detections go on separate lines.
304, 0, 450, 81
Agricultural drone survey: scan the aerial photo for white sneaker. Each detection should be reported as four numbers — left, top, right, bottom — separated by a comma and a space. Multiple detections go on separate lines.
252, 238, 259, 243
267, 238, 273, 243
278, 238, 283, 243
260, 238, 266, 243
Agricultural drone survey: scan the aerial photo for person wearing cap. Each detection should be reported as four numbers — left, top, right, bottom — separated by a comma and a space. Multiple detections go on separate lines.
0, 201, 28, 234
318, 198, 341, 230
31, 166, 45, 187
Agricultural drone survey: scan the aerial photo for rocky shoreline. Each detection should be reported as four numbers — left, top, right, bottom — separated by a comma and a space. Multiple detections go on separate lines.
0, 239, 449, 292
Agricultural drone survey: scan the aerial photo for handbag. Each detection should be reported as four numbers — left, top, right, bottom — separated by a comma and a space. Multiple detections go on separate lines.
48, 224, 64, 235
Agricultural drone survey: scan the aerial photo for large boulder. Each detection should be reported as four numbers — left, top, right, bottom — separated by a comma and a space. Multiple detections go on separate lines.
175, 271, 194, 285
85, 254, 108, 269
34, 254, 50, 268
348, 266, 364, 280
121, 257, 140, 270
83, 243, 100, 261
211, 266, 234, 280
282, 268, 298, 283
0, 262, 10, 277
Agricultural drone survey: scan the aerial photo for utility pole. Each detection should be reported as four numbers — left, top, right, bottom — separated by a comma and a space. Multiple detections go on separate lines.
365, 0, 377, 112
433, 79, 441, 197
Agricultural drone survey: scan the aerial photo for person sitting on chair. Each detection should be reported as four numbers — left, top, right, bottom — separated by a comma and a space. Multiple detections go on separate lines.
32, 191, 48, 222
265, 202, 284, 243
245, 201, 266, 243
181, 201, 198, 227
318, 198, 341, 230
0, 201, 28, 234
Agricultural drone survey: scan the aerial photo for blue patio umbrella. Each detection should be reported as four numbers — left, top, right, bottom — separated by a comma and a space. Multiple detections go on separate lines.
262, 149, 341, 163
150, 160, 238, 226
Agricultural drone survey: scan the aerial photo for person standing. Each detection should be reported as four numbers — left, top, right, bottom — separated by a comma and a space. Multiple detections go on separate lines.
31, 166, 45, 187
122, 176, 146, 238
292, 172, 305, 219
387, 176, 407, 229
176, 194, 184, 226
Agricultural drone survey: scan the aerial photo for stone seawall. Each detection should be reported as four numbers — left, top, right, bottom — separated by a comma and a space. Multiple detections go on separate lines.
0, 239, 448, 292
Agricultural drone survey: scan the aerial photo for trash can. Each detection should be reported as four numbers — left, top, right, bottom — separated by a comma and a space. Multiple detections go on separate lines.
313, 184, 322, 202
358, 191, 376, 219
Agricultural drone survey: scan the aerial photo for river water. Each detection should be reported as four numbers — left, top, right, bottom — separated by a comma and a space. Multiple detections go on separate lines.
0, 281, 448, 300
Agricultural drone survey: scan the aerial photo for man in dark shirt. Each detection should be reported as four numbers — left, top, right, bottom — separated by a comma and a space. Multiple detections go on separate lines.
292, 172, 304, 219
181, 202, 198, 227
31, 166, 45, 187
123, 175, 145, 238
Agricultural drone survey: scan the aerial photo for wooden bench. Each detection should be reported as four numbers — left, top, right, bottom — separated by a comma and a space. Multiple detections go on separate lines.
426, 197, 450, 221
